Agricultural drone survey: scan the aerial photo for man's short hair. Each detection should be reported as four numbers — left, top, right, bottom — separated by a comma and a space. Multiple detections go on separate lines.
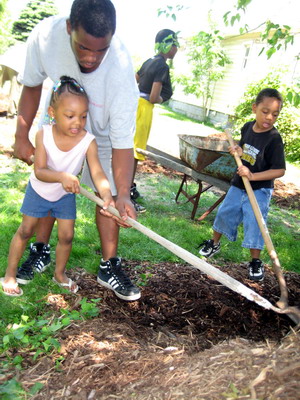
69, 0, 116, 37
155, 29, 177, 45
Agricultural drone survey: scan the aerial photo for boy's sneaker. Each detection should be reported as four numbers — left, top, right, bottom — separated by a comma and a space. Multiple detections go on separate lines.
130, 183, 141, 200
132, 199, 146, 214
16, 242, 51, 284
198, 239, 220, 258
248, 259, 265, 282
97, 257, 141, 301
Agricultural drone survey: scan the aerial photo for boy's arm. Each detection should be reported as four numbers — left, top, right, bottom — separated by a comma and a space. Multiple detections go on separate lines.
34, 130, 80, 192
237, 167, 285, 181
13, 84, 43, 165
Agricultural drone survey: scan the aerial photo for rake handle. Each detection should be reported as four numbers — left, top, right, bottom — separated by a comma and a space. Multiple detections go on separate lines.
225, 129, 289, 308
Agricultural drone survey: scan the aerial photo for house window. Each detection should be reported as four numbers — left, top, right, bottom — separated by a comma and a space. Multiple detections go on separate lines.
243, 45, 250, 69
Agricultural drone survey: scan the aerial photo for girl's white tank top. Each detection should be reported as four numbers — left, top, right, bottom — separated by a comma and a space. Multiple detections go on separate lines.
30, 124, 95, 201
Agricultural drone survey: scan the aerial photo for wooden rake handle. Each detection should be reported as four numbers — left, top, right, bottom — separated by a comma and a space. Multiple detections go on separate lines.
225, 129, 289, 308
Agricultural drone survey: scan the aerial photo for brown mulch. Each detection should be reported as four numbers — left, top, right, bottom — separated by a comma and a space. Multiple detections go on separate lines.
1, 120, 300, 399
3, 263, 299, 400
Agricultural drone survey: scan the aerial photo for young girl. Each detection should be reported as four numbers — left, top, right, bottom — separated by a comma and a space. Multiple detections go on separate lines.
199, 88, 286, 282
0, 76, 113, 296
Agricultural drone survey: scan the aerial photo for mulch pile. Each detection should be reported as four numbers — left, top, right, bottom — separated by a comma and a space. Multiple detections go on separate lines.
1, 145, 300, 399
2, 262, 300, 399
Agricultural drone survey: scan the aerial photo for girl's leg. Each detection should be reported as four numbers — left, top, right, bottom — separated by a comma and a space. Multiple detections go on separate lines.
54, 218, 77, 291
4, 215, 39, 294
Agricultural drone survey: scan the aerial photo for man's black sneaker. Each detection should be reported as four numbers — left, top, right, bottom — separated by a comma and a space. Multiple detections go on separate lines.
132, 199, 146, 214
97, 257, 141, 301
130, 183, 140, 200
16, 242, 51, 284
198, 239, 220, 258
248, 259, 265, 281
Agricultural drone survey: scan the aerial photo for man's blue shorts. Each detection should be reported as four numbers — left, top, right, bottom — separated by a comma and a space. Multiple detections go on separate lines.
213, 185, 273, 250
20, 181, 76, 220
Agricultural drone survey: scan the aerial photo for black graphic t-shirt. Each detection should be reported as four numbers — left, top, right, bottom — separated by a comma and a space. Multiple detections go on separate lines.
137, 55, 173, 103
231, 120, 286, 190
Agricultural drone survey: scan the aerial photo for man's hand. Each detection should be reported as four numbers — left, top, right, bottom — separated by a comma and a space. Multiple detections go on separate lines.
13, 137, 35, 165
114, 194, 137, 228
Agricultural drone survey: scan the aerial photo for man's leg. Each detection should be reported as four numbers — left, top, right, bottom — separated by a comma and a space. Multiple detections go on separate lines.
96, 205, 119, 260
36, 215, 56, 244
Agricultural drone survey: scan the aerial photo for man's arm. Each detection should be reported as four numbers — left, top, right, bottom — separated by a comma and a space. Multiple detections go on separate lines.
112, 148, 136, 220
14, 84, 43, 165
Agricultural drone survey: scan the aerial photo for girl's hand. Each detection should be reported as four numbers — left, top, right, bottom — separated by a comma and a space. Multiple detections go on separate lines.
61, 173, 80, 193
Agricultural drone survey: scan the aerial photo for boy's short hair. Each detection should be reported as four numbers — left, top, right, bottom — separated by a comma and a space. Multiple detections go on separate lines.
256, 88, 283, 106
69, 0, 116, 37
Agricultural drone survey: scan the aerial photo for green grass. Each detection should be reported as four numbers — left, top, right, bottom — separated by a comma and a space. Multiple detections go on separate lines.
0, 151, 299, 397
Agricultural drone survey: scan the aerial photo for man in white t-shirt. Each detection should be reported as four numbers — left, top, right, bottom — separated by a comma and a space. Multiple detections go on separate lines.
13, 0, 141, 301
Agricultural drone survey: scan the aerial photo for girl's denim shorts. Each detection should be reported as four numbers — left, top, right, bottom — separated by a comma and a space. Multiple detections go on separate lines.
20, 181, 76, 220
213, 185, 273, 250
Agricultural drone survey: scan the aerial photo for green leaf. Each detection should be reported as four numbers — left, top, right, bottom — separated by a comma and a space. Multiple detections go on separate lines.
29, 382, 44, 395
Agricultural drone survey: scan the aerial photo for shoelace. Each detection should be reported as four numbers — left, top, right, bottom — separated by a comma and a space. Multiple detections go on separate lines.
250, 262, 262, 274
110, 263, 133, 286
198, 240, 212, 250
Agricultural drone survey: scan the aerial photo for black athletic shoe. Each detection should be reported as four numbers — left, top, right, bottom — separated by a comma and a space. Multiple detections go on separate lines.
248, 259, 265, 282
97, 257, 141, 301
131, 199, 146, 214
198, 239, 220, 258
16, 242, 51, 284
130, 183, 141, 200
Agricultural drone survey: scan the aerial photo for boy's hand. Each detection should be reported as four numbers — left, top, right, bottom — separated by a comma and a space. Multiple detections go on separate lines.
229, 145, 242, 157
237, 165, 253, 180
61, 173, 80, 193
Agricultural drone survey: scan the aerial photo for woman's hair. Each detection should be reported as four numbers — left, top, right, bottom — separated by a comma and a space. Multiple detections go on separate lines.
69, 0, 116, 37
255, 88, 283, 106
155, 29, 179, 54
49, 76, 88, 108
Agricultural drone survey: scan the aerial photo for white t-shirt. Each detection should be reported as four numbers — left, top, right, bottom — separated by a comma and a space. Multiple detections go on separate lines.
30, 125, 95, 201
18, 16, 139, 194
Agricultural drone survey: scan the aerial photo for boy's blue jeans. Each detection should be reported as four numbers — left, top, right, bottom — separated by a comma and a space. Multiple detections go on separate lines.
213, 186, 273, 250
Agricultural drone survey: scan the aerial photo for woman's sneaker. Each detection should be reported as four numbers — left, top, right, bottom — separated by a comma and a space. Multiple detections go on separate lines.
130, 183, 141, 200
198, 239, 220, 258
248, 259, 265, 281
16, 242, 51, 284
97, 257, 141, 301
131, 199, 146, 214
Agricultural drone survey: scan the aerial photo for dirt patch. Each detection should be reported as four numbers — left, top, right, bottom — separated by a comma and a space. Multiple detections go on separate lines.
1, 119, 300, 399
3, 263, 299, 399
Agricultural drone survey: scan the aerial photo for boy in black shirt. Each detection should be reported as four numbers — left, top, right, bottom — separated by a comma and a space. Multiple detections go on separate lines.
130, 29, 179, 211
199, 88, 285, 281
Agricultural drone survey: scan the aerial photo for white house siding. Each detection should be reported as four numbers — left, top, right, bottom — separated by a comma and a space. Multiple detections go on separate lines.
171, 30, 300, 127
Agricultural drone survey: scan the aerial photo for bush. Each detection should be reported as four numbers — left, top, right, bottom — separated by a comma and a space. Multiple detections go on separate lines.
233, 71, 300, 163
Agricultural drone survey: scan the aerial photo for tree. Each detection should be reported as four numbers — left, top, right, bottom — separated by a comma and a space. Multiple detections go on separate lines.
223, 0, 294, 59
11, 0, 58, 42
176, 29, 231, 121
0, 0, 14, 53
